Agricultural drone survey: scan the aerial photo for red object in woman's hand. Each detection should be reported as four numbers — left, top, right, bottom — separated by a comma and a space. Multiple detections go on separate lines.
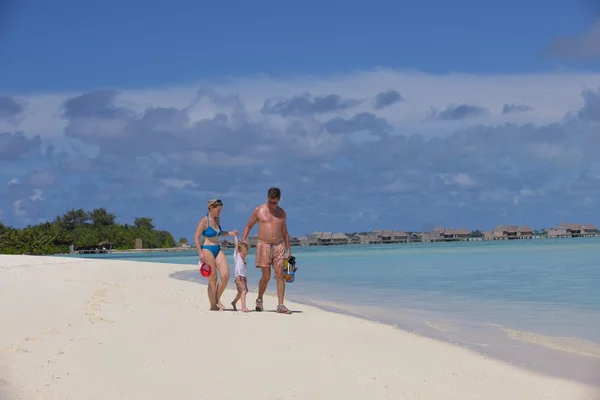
199, 262, 212, 278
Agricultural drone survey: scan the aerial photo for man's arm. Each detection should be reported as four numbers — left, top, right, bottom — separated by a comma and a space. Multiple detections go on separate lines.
241, 206, 260, 243
281, 210, 291, 255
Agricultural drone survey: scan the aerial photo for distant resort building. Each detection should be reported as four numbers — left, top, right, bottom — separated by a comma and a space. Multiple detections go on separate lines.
241, 235, 308, 248
305, 230, 412, 246
419, 228, 471, 242
235, 222, 599, 249
307, 232, 351, 246
481, 225, 534, 240
545, 223, 598, 238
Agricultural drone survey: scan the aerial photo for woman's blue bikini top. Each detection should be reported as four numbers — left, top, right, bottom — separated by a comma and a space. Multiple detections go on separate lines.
202, 213, 222, 238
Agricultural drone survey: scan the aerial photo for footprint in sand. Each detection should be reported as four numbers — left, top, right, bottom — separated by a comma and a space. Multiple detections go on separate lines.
85, 282, 123, 324
23, 328, 61, 343
0, 346, 28, 354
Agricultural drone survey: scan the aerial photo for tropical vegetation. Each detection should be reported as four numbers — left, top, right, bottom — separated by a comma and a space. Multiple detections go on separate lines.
0, 208, 178, 255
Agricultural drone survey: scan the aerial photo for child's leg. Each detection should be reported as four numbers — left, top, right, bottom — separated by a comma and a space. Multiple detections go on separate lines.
240, 290, 248, 311
231, 290, 241, 311
239, 277, 249, 311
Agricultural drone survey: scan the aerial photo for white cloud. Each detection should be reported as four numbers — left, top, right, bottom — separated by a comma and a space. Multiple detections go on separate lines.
30, 189, 45, 201
5, 69, 600, 140
3, 68, 600, 235
441, 173, 476, 188
159, 178, 198, 189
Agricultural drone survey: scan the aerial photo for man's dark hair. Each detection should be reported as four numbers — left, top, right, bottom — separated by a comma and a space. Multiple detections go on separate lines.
267, 187, 281, 199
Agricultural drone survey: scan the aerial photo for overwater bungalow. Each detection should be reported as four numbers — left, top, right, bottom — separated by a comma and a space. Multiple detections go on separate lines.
392, 230, 409, 243
482, 225, 534, 240
268, 222, 597, 250
546, 223, 598, 238
419, 228, 471, 242
306, 232, 350, 246
246, 235, 259, 247
364, 229, 410, 244
331, 232, 350, 245
366, 231, 380, 244
290, 236, 308, 246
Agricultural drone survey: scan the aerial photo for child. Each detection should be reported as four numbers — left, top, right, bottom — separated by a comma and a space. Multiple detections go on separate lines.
231, 236, 250, 312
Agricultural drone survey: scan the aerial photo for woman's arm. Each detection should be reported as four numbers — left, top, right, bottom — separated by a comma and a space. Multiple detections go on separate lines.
233, 235, 239, 256
217, 218, 238, 237
194, 217, 207, 258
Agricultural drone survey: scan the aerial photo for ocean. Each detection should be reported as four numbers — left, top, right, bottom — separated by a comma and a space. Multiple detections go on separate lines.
66, 237, 600, 386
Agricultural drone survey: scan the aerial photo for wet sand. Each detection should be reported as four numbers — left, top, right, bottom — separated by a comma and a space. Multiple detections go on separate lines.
293, 298, 600, 388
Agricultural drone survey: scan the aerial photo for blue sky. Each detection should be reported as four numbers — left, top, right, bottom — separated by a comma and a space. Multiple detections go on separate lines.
1, 0, 600, 239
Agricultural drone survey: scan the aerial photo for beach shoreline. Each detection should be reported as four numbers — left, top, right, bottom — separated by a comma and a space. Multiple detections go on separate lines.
0, 254, 597, 400
289, 297, 600, 387
167, 261, 600, 388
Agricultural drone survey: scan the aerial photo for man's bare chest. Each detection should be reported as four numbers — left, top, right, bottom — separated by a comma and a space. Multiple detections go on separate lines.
258, 212, 283, 225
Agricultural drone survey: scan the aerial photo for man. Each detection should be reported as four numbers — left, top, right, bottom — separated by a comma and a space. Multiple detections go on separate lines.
241, 187, 293, 314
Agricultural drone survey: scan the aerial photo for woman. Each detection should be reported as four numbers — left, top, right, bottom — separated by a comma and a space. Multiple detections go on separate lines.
194, 198, 238, 311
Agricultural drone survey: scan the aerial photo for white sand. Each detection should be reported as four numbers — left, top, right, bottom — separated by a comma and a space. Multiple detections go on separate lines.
0, 255, 596, 400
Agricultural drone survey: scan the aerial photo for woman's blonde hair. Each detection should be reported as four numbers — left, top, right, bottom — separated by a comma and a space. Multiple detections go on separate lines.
207, 199, 223, 209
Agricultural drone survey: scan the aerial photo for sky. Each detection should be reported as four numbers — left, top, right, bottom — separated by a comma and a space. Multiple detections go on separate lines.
1, 0, 600, 239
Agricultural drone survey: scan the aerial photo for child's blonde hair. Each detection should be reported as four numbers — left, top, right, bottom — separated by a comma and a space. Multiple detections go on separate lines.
237, 242, 249, 252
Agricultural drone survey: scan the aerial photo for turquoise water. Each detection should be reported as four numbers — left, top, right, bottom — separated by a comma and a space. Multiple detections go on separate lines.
69, 238, 600, 340
67, 238, 600, 383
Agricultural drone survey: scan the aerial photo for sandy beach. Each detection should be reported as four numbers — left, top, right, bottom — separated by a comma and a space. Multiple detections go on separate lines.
0, 255, 596, 400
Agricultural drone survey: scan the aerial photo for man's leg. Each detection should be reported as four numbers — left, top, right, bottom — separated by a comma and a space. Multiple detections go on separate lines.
273, 262, 285, 306
272, 242, 289, 311
257, 267, 271, 301
255, 242, 270, 311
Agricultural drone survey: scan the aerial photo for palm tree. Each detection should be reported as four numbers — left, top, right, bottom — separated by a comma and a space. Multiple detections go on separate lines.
89, 208, 116, 226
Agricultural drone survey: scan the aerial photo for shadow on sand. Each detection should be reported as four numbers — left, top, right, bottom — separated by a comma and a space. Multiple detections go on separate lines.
169, 268, 303, 314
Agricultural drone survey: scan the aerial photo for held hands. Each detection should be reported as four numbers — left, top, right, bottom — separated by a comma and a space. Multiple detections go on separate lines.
229, 229, 239, 237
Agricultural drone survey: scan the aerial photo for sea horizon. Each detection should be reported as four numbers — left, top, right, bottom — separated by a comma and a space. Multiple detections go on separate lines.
65, 237, 600, 386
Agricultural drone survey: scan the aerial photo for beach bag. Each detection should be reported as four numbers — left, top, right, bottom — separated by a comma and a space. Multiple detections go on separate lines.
283, 256, 297, 283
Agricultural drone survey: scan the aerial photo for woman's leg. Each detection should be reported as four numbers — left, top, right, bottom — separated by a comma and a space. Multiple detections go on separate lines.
202, 248, 218, 310
214, 250, 231, 311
